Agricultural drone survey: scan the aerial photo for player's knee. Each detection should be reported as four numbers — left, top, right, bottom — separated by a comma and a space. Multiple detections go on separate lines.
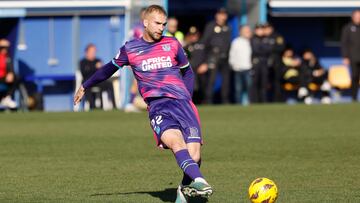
188, 149, 201, 162
190, 153, 200, 163
165, 138, 187, 152
161, 129, 187, 152
187, 142, 201, 162
168, 141, 187, 152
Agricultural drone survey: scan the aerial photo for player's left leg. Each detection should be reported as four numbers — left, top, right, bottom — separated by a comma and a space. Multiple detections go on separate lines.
176, 142, 201, 202
176, 143, 211, 202
181, 142, 201, 186
175, 142, 201, 203
161, 129, 204, 182
180, 142, 212, 198
161, 129, 212, 200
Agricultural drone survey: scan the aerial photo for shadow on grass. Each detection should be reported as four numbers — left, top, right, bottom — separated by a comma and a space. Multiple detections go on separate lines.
91, 188, 208, 203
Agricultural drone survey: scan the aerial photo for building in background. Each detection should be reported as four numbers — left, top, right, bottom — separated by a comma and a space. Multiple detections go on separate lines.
169, 0, 359, 68
268, 0, 360, 69
0, 0, 358, 111
0, 0, 166, 111
170, 0, 359, 102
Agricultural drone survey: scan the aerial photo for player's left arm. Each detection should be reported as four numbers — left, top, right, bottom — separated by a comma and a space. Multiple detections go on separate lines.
74, 62, 119, 105
176, 41, 194, 96
74, 45, 129, 105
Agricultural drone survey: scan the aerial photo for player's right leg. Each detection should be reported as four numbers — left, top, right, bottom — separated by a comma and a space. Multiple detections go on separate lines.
161, 129, 212, 199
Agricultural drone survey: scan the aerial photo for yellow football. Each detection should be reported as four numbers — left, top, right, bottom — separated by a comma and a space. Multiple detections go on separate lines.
248, 177, 278, 203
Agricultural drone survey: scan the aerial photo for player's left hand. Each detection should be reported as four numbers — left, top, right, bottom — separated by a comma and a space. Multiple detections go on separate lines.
74, 86, 85, 105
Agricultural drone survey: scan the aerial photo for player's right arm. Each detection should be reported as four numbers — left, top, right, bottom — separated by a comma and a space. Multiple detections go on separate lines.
73, 45, 129, 105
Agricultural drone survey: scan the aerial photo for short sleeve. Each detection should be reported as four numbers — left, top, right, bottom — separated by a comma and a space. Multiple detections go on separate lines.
175, 40, 190, 69
112, 45, 129, 69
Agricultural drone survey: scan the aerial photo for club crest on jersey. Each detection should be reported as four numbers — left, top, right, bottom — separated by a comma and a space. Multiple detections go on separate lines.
162, 44, 171, 51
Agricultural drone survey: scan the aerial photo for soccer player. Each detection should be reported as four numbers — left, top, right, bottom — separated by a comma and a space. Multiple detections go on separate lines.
73, 5, 213, 202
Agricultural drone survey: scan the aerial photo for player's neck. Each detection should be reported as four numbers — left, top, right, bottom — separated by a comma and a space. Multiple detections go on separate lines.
142, 33, 155, 43
142, 32, 162, 43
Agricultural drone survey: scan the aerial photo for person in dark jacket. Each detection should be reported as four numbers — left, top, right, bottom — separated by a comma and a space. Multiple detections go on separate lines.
80, 43, 115, 110
250, 24, 272, 103
280, 47, 301, 102
263, 23, 285, 102
184, 26, 206, 104
298, 49, 331, 104
341, 9, 360, 101
200, 8, 232, 104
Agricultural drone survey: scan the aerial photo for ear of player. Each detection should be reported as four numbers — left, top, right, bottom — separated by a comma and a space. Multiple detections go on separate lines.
248, 177, 278, 203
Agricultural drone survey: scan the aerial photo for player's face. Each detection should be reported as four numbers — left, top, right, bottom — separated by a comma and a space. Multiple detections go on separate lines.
144, 12, 167, 41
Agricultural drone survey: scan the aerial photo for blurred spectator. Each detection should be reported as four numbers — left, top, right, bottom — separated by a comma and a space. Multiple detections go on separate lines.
263, 23, 286, 102
184, 26, 206, 104
341, 9, 360, 102
165, 17, 185, 45
80, 44, 114, 110
132, 8, 146, 39
229, 25, 252, 105
125, 79, 147, 112
80, 44, 101, 81
280, 47, 302, 101
0, 39, 17, 108
200, 8, 232, 104
299, 49, 331, 104
250, 24, 272, 103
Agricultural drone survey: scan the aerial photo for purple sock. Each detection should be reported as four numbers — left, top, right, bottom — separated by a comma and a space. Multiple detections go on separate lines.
175, 149, 203, 181
182, 159, 201, 185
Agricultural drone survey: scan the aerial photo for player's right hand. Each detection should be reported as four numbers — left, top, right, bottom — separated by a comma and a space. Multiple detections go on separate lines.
74, 85, 85, 105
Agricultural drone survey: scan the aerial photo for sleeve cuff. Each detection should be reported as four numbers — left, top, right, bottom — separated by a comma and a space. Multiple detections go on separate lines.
179, 62, 190, 69
112, 59, 123, 69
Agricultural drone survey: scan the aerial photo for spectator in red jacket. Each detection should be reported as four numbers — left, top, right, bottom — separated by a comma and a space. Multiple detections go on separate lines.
0, 39, 17, 108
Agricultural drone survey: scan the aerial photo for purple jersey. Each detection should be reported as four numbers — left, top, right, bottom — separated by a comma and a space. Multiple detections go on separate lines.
112, 36, 191, 102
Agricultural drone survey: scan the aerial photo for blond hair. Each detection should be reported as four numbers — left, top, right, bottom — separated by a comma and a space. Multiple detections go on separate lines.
143, 5, 167, 17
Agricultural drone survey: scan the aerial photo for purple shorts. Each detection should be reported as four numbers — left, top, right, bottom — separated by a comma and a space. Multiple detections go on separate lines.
148, 98, 202, 148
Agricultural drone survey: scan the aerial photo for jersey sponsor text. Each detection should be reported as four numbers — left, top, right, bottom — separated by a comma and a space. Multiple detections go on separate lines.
141, 56, 172, 71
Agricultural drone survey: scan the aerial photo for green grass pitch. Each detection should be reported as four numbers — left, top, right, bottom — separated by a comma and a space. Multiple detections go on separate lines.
1, 104, 360, 202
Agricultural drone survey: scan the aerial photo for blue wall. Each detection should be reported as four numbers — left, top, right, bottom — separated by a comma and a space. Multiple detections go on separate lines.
79, 16, 125, 63
18, 17, 73, 75
16, 15, 125, 111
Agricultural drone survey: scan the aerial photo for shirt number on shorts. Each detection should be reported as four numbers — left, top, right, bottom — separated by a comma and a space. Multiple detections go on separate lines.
151, 115, 163, 134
